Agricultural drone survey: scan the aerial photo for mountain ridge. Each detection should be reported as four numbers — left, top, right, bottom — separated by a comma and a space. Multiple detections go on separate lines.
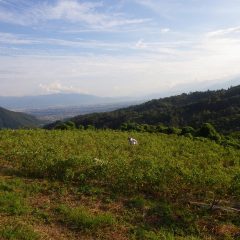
0, 93, 119, 110
46, 85, 240, 133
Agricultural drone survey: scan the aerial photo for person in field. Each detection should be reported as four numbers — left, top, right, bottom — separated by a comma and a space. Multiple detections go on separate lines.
128, 137, 138, 145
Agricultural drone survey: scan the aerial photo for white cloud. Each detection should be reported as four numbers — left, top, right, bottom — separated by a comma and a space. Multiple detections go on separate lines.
134, 0, 157, 10
42, 1, 106, 25
0, 0, 150, 30
0, 32, 39, 45
133, 0, 179, 18
135, 39, 147, 49
160, 28, 170, 33
133, 38, 186, 56
207, 26, 240, 37
0, 31, 146, 52
0, 9, 26, 25
39, 82, 87, 94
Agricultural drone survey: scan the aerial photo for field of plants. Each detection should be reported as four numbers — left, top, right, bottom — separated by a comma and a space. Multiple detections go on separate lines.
0, 129, 240, 239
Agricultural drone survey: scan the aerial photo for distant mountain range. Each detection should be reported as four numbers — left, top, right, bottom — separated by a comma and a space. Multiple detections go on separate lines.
0, 107, 41, 129
46, 85, 240, 133
0, 93, 130, 110
1, 78, 239, 111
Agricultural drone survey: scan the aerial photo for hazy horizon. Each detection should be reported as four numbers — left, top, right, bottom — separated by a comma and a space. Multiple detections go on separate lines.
1, 0, 240, 97
0, 78, 239, 99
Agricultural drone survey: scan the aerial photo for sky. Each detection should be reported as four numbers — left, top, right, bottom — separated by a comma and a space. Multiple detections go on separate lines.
0, 0, 240, 97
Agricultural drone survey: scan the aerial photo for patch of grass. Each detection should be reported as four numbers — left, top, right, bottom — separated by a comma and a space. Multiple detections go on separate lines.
132, 228, 201, 240
126, 196, 145, 210
0, 192, 30, 215
146, 202, 174, 228
0, 223, 40, 240
56, 204, 116, 231
0, 178, 43, 196
77, 185, 104, 196
144, 202, 200, 236
32, 208, 51, 224
132, 227, 176, 240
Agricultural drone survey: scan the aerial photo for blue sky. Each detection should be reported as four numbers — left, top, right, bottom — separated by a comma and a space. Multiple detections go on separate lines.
0, 0, 240, 97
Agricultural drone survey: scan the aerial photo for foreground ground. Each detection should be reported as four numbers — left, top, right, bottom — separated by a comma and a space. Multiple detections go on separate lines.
0, 130, 240, 239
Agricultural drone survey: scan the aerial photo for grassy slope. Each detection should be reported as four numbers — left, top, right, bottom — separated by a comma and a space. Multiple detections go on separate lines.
0, 129, 240, 239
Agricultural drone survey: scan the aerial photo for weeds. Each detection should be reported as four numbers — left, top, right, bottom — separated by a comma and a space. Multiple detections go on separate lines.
0, 222, 39, 240
56, 204, 116, 231
0, 192, 30, 215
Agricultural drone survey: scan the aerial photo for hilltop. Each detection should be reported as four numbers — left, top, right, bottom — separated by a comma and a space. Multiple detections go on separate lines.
46, 85, 240, 133
0, 107, 41, 129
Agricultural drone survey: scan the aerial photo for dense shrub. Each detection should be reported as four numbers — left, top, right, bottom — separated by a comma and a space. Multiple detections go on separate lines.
197, 123, 221, 141
181, 126, 196, 135
54, 121, 76, 130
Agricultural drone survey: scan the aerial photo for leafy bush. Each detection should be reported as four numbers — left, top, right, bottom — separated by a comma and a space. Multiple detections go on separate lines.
77, 124, 85, 130
46, 157, 80, 181
54, 121, 76, 130
120, 122, 142, 132
86, 125, 95, 130
197, 123, 221, 141
181, 126, 196, 136
166, 127, 181, 135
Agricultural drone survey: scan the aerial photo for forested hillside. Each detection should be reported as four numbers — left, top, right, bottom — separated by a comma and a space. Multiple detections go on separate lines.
0, 107, 41, 129
47, 85, 240, 133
